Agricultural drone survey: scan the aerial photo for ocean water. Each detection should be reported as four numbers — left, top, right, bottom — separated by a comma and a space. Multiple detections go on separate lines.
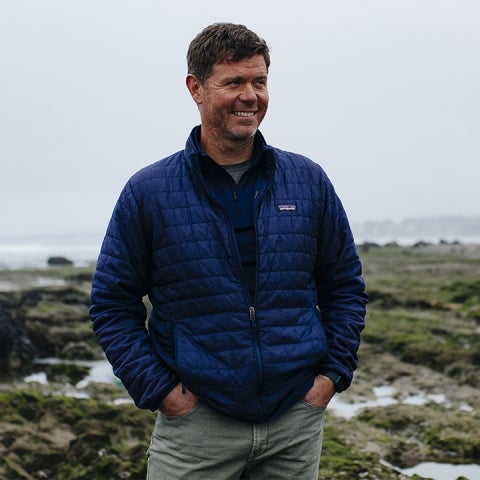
1, 231, 479, 271
382, 459, 480, 480
0, 232, 103, 269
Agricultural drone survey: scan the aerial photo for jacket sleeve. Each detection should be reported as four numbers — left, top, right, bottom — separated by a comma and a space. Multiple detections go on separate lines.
314, 175, 367, 392
89, 180, 178, 410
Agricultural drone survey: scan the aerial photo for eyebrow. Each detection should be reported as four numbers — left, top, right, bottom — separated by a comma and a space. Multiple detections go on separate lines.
223, 74, 268, 83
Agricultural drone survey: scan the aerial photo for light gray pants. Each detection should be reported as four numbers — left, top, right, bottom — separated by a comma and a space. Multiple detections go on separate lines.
146, 399, 325, 480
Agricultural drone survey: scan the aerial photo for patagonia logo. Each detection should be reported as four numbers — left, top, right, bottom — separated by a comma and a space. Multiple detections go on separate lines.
277, 204, 297, 212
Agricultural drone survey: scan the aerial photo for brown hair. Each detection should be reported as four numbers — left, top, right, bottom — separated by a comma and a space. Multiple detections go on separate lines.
187, 23, 270, 83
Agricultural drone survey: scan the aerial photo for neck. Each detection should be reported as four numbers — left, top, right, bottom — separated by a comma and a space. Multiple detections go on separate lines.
200, 130, 255, 166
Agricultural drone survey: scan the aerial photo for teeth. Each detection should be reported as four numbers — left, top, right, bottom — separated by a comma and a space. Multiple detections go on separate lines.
234, 112, 255, 117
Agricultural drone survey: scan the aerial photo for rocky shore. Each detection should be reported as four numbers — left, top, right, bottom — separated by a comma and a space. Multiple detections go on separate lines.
1, 244, 479, 479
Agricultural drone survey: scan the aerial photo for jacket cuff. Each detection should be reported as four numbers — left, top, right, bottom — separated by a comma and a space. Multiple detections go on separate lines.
317, 369, 349, 393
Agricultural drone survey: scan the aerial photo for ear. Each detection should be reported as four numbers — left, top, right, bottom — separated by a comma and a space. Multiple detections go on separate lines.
186, 74, 203, 104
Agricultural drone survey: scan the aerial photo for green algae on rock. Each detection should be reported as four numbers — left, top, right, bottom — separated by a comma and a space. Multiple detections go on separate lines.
0, 389, 155, 480
1, 244, 480, 479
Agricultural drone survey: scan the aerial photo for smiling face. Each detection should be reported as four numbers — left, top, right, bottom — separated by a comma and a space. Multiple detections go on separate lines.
186, 54, 269, 161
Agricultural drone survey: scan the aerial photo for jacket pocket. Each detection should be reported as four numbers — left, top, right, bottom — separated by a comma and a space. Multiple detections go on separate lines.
301, 306, 330, 362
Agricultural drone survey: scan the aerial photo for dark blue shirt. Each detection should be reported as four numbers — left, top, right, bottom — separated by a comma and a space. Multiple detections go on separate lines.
198, 136, 265, 303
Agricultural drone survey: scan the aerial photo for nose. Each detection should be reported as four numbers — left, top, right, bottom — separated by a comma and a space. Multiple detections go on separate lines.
239, 82, 257, 102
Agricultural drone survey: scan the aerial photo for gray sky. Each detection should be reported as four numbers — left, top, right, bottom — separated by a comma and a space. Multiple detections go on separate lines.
1, 0, 479, 238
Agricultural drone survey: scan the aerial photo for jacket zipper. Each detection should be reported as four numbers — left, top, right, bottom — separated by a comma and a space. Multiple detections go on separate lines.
249, 184, 273, 419
249, 305, 264, 416
194, 158, 272, 419
215, 201, 265, 417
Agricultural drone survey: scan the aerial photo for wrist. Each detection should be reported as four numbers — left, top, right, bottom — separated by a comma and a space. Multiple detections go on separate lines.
317, 370, 347, 392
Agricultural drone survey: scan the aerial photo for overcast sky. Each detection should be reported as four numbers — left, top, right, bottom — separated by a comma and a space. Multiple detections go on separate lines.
1, 0, 479, 238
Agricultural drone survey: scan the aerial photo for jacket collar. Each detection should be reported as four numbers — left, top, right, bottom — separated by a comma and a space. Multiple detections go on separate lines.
184, 126, 275, 196
185, 126, 273, 167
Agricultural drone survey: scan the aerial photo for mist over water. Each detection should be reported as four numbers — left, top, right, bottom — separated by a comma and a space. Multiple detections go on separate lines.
1, 219, 479, 270
0, 232, 103, 269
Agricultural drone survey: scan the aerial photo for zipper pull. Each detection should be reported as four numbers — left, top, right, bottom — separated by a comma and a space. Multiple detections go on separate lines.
249, 306, 257, 330
233, 191, 238, 201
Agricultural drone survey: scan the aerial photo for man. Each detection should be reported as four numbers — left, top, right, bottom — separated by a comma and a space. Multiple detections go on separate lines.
90, 22, 367, 480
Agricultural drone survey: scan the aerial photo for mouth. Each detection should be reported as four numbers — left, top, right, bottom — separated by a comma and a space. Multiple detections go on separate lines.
233, 111, 256, 117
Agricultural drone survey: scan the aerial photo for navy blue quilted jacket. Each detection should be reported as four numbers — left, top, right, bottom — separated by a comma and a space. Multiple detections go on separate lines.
90, 127, 367, 423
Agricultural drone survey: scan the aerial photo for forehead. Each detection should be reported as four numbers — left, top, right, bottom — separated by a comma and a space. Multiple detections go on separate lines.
210, 54, 268, 79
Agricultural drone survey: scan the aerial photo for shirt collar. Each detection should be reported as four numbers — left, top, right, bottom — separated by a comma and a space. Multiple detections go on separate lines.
189, 125, 267, 167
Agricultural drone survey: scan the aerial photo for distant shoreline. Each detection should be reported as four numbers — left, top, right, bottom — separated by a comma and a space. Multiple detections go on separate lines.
357, 240, 480, 259
1, 237, 480, 272
1, 214, 479, 269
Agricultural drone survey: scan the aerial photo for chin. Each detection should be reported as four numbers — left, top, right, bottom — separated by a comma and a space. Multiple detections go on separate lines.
230, 127, 258, 141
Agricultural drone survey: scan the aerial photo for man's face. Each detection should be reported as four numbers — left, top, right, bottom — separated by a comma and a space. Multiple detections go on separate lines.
189, 54, 269, 147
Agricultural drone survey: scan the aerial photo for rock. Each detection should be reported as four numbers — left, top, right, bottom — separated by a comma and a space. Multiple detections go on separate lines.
0, 306, 37, 377
412, 240, 432, 247
41, 362, 91, 385
358, 241, 381, 253
61, 341, 98, 360
0, 390, 153, 480
384, 241, 400, 248
18, 286, 99, 360
47, 256, 74, 266
0, 283, 102, 379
